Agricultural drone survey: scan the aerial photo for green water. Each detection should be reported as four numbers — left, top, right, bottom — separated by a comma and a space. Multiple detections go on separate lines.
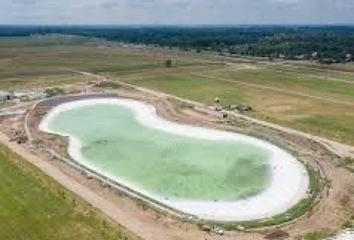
48, 104, 271, 201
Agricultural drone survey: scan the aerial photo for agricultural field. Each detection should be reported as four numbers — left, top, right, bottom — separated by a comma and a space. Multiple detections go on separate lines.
118, 68, 354, 145
0, 36, 212, 90
0, 144, 139, 240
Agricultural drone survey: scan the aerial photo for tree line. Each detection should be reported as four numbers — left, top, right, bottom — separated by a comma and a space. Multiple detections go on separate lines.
1, 25, 353, 63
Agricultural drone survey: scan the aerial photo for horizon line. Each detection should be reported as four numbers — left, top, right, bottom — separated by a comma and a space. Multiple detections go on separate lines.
1, 23, 354, 28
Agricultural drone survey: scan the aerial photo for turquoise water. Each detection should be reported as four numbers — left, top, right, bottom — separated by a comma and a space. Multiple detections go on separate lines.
48, 104, 272, 201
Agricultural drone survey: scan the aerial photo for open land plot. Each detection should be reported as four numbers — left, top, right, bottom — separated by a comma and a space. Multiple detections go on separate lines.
1, 35, 354, 146
284, 61, 354, 75
268, 63, 354, 83
201, 66, 354, 102
0, 36, 215, 74
0, 36, 220, 90
0, 73, 97, 90
0, 143, 140, 240
117, 72, 354, 145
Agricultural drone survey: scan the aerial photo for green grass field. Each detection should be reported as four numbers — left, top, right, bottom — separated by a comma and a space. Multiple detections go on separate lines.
121, 72, 354, 144
214, 67, 354, 101
0, 145, 139, 240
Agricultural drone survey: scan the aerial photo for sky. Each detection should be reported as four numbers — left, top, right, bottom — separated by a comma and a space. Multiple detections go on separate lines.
1, 0, 354, 25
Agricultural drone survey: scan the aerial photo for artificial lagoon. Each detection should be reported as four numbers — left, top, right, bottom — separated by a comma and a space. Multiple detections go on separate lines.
40, 98, 309, 221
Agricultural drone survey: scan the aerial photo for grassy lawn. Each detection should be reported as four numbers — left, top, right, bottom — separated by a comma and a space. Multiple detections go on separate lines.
0, 145, 140, 240
124, 73, 245, 104
296, 115, 354, 142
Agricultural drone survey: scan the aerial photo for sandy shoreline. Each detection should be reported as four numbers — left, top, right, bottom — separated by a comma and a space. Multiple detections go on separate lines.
39, 98, 309, 222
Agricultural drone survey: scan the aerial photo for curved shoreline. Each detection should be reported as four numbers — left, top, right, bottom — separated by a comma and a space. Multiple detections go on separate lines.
39, 98, 309, 222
